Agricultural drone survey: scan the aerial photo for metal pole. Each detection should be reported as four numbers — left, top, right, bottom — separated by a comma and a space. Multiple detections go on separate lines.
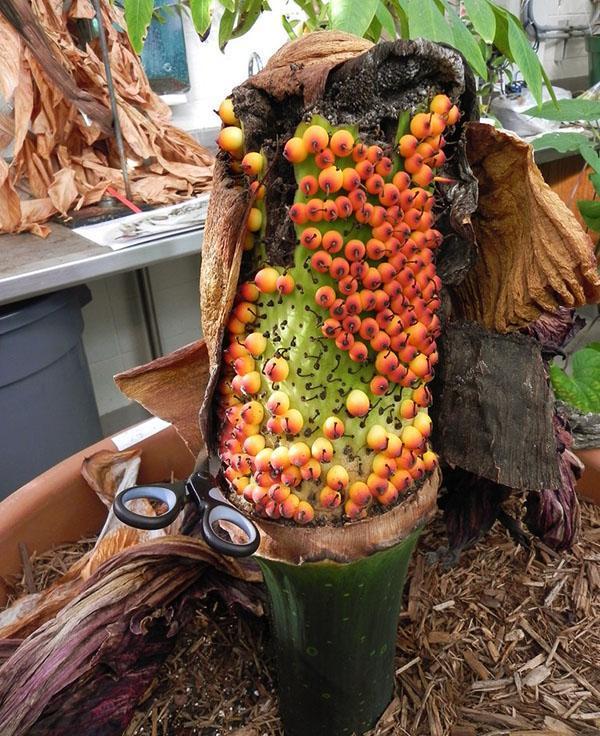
91, 0, 133, 201
135, 267, 164, 360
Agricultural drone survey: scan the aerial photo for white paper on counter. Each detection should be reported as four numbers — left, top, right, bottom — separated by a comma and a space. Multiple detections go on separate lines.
74, 193, 210, 249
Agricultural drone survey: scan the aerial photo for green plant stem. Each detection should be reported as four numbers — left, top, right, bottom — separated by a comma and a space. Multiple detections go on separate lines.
257, 528, 421, 736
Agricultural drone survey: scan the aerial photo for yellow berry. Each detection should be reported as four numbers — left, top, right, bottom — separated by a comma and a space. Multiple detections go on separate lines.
217, 98, 239, 126
346, 389, 370, 417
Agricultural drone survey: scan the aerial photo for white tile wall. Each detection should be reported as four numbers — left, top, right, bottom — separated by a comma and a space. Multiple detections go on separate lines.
82, 0, 595, 428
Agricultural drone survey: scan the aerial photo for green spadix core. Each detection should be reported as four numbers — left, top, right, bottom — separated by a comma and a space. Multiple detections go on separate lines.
258, 528, 421, 736
218, 110, 440, 522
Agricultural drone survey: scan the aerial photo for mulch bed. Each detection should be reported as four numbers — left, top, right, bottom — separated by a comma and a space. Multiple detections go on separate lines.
6, 504, 600, 736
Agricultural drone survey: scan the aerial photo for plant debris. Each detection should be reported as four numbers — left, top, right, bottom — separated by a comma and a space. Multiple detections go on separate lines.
0, 0, 213, 237
6, 503, 597, 736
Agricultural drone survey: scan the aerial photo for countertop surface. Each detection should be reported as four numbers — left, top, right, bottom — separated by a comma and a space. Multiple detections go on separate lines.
0, 224, 204, 306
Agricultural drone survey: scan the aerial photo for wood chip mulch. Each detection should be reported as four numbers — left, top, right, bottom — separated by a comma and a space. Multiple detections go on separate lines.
7, 503, 600, 736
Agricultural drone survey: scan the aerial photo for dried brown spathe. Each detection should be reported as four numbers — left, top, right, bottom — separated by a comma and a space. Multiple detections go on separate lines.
453, 123, 600, 331
0, 0, 213, 236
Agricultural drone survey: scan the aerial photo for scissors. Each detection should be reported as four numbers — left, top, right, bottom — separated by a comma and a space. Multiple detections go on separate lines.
113, 472, 260, 557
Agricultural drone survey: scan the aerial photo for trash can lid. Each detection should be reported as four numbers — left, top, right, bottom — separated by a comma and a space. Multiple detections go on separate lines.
0, 287, 90, 336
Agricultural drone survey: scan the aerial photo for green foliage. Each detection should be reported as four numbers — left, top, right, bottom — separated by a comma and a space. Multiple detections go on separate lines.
122, 0, 552, 108
550, 348, 600, 414
525, 98, 600, 122
531, 132, 591, 154
329, 0, 380, 36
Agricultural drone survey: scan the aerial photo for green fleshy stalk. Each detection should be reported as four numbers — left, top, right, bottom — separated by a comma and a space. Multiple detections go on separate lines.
257, 528, 421, 736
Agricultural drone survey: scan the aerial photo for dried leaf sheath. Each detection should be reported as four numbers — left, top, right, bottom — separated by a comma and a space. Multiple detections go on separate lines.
454, 124, 600, 331
0, 0, 213, 235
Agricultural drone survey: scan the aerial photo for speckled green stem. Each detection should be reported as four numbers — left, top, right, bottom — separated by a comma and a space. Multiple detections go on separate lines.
257, 528, 421, 736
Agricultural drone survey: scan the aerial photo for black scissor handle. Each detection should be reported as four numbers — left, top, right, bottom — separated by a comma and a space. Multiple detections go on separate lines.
113, 484, 183, 530
201, 500, 260, 557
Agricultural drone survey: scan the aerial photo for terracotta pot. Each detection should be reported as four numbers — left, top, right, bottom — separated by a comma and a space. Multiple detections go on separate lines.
0, 419, 193, 605
576, 447, 600, 506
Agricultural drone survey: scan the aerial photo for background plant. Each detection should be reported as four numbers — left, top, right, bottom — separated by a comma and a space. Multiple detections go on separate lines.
123, 0, 554, 109
550, 343, 600, 414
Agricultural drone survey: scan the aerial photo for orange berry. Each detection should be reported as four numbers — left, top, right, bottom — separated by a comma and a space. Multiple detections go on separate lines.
281, 465, 302, 488
241, 400, 263, 424
217, 126, 243, 155
390, 468, 412, 492
289, 203, 308, 224
280, 493, 300, 518
311, 250, 332, 274
348, 481, 371, 506
299, 227, 322, 250
376, 157, 393, 176
299, 175, 318, 196
370, 375, 389, 395
412, 165, 434, 187
243, 434, 266, 456
372, 453, 396, 478
315, 285, 336, 309
289, 441, 311, 467
255, 267, 279, 293
315, 148, 335, 169
401, 424, 424, 450
294, 500, 315, 524
342, 167, 361, 191
322, 230, 344, 253
300, 458, 322, 481
266, 390, 290, 416
302, 124, 329, 153
283, 136, 308, 163
270, 446, 290, 470
241, 371, 261, 395
244, 332, 267, 357
330, 129, 354, 157
392, 171, 411, 191
326, 464, 349, 491
345, 239, 366, 262
319, 487, 342, 509
398, 134, 418, 158
366, 145, 384, 163
276, 273, 295, 295
217, 98, 239, 126
422, 450, 438, 471
366, 424, 388, 451
385, 434, 403, 458
352, 142, 368, 162
318, 166, 344, 194
233, 354, 255, 375
409, 353, 431, 379
250, 180, 266, 200
281, 409, 304, 435
335, 195, 353, 218
399, 399, 418, 420
306, 199, 324, 222
238, 282, 260, 302
404, 153, 424, 174
241, 151, 264, 177
264, 356, 289, 382
323, 416, 345, 440
269, 483, 290, 502
355, 160, 374, 180
410, 112, 433, 139
346, 389, 370, 417
311, 437, 334, 463
367, 472, 388, 497
349, 341, 368, 363
376, 482, 399, 506
365, 174, 385, 195
254, 447, 273, 471
413, 412, 432, 438
430, 94, 452, 115
429, 113, 446, 136
447, 105, 461, 125
344, 499, 366, 519
247, 207, 263, 232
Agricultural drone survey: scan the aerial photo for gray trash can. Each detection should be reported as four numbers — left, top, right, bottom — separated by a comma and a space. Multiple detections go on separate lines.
0, 287, 102, 499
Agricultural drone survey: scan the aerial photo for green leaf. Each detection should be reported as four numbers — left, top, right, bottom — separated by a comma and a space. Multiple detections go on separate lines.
524, 98, 600, 121
550, 364, 591, 412
531, 132, 590, 154
441, 0, 487, 79
230, 0, 261, 39
281, 14, 299, 39
463, 0, 495, 43
505, 11, 543, 107
376, 1, 397, 38
590, 173, 600, 195
365, 14, 383, 42
218, 0, 235, 11
491, 6, 545, 106
218, 7, 235, 50
579, 144, 600, 174
389, 0, 409, 37
588, 342, 600, 353
572, 348, 600, 412
124, 0, 154, 53
577, 199, 600, 232
329, 0, 379, 36
189, 0, 211, 36
406, 0, 452, 45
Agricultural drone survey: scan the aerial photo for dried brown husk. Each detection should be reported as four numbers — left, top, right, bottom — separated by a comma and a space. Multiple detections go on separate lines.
115, 340, 209, 459
0, 0, 213, 236
453, 123, 600, 331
